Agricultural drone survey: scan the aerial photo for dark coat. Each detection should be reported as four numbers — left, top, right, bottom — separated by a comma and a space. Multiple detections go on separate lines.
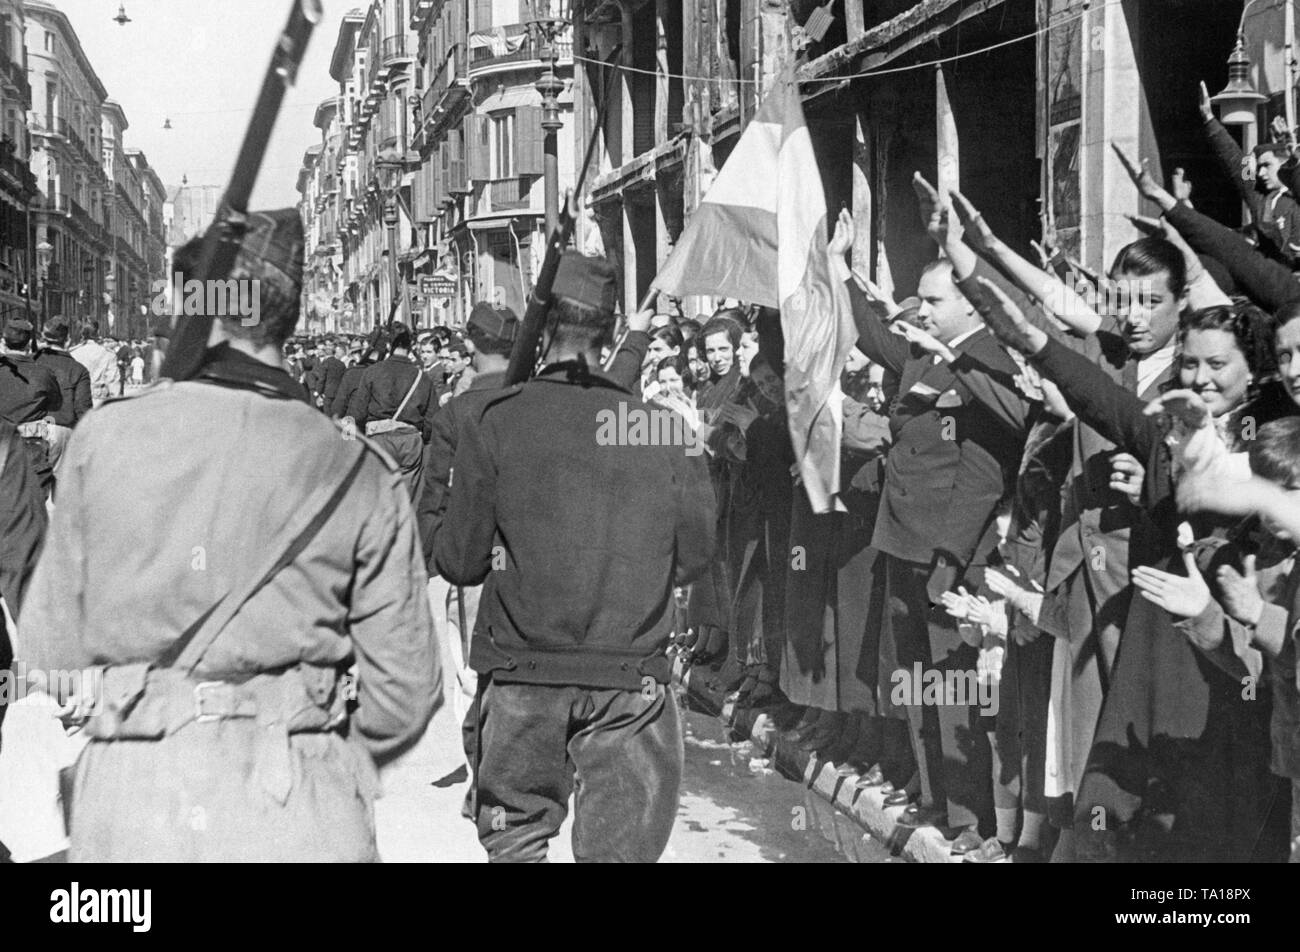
434, 361, 716, 690
846, 280, 1029, 589
34, 346, 92, 426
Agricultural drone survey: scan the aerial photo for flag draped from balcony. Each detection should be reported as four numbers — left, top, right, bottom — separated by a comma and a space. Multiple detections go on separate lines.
652, 66, 855, 514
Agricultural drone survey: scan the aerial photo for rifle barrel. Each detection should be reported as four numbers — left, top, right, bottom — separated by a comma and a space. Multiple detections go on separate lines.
161, 0, 323, 382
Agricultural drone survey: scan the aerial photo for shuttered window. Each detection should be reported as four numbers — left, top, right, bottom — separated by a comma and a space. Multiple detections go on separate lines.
448, 128, 469, 193
513, 105, 544, 176
466, 114, 490, 180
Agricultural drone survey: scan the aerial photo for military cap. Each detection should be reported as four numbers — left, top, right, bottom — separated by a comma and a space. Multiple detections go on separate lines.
467, 302, 518, 346
6, 318, 33, 334
41, 316, 70, 344
553, 251, 618, 316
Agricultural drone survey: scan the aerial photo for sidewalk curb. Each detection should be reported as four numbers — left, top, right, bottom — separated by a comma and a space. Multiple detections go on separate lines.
676, 659, 962, 863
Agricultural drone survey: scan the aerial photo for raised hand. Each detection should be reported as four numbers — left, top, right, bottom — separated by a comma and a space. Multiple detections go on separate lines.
896, 320, 955, 362
984, 566, 1027, 600
1217, 554, 1264, 627
974, 276, 1046, 355
1197, 81, 1214, 123
829, 206, 855, 258
1131, 549, 1212, 621
1171, 167, 1193, 204
912, 172, 942, 242
949, 189, 997, 254
1112, 142, 1176, 210
1144, 388, 1211, 430
850, 270, 901, 316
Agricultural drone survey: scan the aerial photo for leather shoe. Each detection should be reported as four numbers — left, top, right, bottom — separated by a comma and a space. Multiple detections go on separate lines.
949, 828, 985, 856
963, 837, 1010, 863
895, 803, 946, 829
855, 764, 886, 788
882, 788, 911, 807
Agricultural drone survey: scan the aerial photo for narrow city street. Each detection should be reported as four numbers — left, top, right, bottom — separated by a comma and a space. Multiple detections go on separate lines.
375, 693, 889, 864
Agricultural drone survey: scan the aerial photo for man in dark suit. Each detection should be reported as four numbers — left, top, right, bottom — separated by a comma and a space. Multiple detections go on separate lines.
830, 214, 1031, 850
313, 337, 348, 412
33, 317, 92, 472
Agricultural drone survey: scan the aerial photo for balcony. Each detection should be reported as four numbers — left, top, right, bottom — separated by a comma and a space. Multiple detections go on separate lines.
381, 34, 410, 66
0, 57, 30, 107
422, 48, 470, 135
37, 193, 71, 215
0, 148, 35, 198
468, 30, 572, 80
488, 178, 529, 211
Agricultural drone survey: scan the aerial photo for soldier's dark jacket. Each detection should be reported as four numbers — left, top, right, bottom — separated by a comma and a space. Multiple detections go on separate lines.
347, 353, 436, 439
34, 346, 92, 427
0, 353, 61, 425
434, 354, 715, 690
418, 331, 651, 576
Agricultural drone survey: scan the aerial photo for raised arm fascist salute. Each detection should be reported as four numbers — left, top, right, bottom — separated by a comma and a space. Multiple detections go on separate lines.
829, 193, 1031, 852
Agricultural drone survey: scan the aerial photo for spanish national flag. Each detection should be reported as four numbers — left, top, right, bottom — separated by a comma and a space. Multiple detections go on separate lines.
653, 67, 856, 514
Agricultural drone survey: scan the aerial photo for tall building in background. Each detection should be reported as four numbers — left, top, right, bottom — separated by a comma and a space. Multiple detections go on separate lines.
0, 0, 36, 323
163, 177, 220, 246
303, 1, 419, 334
26, 0, 110, 329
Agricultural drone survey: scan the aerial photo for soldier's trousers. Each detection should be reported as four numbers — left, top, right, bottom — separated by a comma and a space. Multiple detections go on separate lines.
467, 679, 682, 862
368, 428, 424, 503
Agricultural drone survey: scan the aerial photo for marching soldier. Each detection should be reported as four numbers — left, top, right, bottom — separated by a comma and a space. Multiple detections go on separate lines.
18, 209, 442, 862
346, 321, 435, 501
435, 252, 715, 862
33, 317, 92, 473
0, 319, 62, 494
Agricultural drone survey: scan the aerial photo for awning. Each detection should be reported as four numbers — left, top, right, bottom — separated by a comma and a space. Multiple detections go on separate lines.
480, 82, 572, 111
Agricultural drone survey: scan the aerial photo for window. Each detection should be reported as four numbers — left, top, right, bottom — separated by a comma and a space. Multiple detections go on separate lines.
43, 30, 54, 54
492, 113, 513, 178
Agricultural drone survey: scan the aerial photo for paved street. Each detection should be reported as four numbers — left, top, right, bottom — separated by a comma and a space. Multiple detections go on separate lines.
375, 689, 888, 863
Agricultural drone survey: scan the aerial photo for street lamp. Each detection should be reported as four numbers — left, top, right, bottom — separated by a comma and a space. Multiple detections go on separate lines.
1212, 33, 1269, 148
35, 240, 52, 333
377, 150, 405, 329
523, 0, 571, 237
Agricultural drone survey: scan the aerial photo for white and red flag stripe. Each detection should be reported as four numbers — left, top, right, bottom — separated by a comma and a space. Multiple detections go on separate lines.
653, 68, 856, 514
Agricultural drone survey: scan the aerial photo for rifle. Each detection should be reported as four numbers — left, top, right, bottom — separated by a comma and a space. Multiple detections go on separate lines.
504, 49, 623, 385
161, 0, 325, 381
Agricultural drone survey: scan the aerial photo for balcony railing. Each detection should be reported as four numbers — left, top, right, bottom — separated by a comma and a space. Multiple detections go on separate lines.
381, 34, 409, 63
38, 193, 71, 214
422, 48, 469, 131
0, 58, 30, 106
469, 34, 572, 75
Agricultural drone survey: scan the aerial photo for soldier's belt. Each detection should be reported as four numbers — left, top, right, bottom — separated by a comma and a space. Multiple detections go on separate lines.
364, 418, 418, 436
85, 663, 351, 804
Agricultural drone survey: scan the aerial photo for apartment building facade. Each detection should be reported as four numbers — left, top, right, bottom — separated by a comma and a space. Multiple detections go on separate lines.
0, 0, 35, 323
24, 0, 164, 335
572, 0, 1273, 312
